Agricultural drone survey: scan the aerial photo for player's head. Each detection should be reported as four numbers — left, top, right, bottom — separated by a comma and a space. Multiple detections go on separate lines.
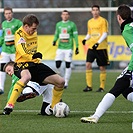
4, 7, 13, 21
91, 5, 100, 19
61, 10, 70, 21
116, 4, 132, 26
23, 14, 39, 35
3, 61, 15, 76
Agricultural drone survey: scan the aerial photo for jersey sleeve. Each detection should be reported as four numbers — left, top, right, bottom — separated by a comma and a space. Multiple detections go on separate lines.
72, 22, 79, 48
102, 19, 108, 33
53, 23, 59, 42
15, 32, 33, 61
122, 28, 133, 71
87, 21, 91, 35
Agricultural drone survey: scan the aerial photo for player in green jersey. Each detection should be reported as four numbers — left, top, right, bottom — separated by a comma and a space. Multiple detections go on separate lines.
53, 10, 79, 88
0, 7, 22, 94
81, 4, 133, 123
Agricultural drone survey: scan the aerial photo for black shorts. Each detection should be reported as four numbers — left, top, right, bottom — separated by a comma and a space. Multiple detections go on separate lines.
109, 77, 133, 99
86, 49, 110, 66
14, 62, 56, 85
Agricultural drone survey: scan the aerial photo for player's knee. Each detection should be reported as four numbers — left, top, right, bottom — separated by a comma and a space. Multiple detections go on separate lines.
21, 74, 31, 84
66, 62, 71, 68
0, 63, 6, 71
56, 78, 65, 88
56, 61, 62, 68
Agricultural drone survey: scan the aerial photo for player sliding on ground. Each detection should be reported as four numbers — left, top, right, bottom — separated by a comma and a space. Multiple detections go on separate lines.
81, 4, 133, 123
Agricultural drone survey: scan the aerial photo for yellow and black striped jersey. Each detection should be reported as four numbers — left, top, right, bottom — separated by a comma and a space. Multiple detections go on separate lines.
87, 16, 108, 49
15, 26, 40, 63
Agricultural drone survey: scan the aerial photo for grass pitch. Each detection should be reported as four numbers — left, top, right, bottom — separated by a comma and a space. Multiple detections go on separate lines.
0, 71, 132, 133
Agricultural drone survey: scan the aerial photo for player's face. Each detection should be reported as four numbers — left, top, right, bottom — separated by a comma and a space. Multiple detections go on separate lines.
61, 12, 69, 21
91, 7, 100, 19
4, 10, 13, 21
5, 65, 14, 76
25, 23, 38, 35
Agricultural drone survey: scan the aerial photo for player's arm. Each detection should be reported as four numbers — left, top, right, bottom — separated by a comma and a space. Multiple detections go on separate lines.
72, 23, 79, 55
124, 30, 133, 71
53, 23, 59, 46
15, 32, 33, 60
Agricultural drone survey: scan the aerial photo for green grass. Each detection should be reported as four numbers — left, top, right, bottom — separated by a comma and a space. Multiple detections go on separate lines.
0, 71, 133, 133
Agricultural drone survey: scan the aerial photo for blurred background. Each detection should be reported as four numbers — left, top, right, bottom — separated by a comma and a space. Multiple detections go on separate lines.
0, 0, 133, 70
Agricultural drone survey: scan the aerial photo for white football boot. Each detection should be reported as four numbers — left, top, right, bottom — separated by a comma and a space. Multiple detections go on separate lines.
80, 115, 99, 123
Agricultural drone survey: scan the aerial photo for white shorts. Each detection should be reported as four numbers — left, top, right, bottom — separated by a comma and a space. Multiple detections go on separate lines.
25, 81, 53, 103
0, 52, 15, 63
55, 49, 73, 62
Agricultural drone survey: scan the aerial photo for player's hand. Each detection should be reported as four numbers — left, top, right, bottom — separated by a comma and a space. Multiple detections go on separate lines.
92, 43, 99, 50
52, 41, 56, 46
75, 48, 79, 55
123, 70, 132, 80
82, 39, 86, 45
32, 52, 42, 59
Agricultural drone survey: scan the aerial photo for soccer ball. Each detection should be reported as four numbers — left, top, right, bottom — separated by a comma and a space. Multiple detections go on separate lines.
53, 102, 70, 118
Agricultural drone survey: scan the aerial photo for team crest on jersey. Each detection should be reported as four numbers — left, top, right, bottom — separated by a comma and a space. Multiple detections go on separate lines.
18, 37, 26, 44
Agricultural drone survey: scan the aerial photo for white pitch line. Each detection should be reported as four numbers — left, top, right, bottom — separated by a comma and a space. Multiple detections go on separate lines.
0, 110, 133, 114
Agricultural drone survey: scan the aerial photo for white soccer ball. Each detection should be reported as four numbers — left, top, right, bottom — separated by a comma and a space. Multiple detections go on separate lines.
53, 102, 70, 118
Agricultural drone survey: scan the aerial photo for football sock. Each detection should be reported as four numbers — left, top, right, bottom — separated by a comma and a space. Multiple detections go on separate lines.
41, 102, 50, 115
93, 93, 115, 118
64, 68, 71, 86
51, 87, 63, 108
7, 80, 25, 106
0, 71, 6, 91
100, 70, 106, 89
127, 92, 133, 102
86, 70, 92, 87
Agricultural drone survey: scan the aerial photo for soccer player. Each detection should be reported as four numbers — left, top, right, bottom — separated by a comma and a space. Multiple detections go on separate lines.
0, 7, 22, 94
53, 10, 79, 89
81, 4, 133, 123
3, 61, 53, 115
82, 5, 109, 92
3, 14, 65, 115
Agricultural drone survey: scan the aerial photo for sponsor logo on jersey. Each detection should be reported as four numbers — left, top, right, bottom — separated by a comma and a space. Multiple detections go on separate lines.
18, 37, 26, 44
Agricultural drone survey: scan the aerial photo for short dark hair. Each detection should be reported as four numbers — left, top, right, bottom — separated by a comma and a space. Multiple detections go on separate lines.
23, 14, 39, 26
4, 7, 13, 13
3, 61, 15, 72
117, 4, 131, 20
92, 5, 100, 10
62, 10, 70, 15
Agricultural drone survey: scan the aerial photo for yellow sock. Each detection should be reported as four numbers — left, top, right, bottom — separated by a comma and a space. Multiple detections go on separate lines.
51, 87, 64, 108
86, 70, 92, 87
100, 71, 106, 89
7, 80, 25, 106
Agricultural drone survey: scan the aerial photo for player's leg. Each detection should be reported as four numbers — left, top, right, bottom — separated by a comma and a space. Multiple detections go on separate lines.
40, 84, 53, 115
0, 52, 11, 94
122, 86, 133, 102
43, 74, 64, 108
81, 77, 130, 123
96, 49, 109, 92
83, 49, 95, 92
55, 49, 64, 77
3, 69, 31, 115
64, 49, 73, 88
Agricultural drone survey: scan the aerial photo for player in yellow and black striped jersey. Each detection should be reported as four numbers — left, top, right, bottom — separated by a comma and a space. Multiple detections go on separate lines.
82, 5, 110, 92
2, 14, 65, 115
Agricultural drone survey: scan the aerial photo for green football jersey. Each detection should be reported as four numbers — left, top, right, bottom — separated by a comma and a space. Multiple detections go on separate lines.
53, 20, 78, 50
121, 18, 133, 71
0, 18, 22, 54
